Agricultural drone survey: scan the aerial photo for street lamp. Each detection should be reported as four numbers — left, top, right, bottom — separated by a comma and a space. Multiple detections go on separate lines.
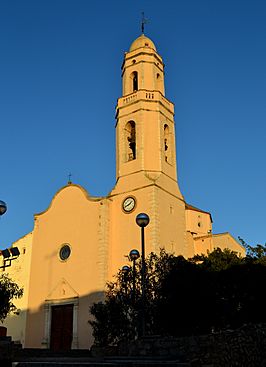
122, 265, 130, 274
0, 200, 20, 269
129, 249, 140, 303
0, 247, 20, 269
136, 213, 150, 336
0, 201, 7, 216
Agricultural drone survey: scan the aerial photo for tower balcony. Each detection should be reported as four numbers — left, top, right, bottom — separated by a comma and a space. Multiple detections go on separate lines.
117, 90, 174, 114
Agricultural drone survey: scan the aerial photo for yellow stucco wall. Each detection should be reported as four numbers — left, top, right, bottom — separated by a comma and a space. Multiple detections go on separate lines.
108, 182, 188, 279
212, 233, 245, 257
185, 208, 212, 236
192, 233, 245, 257
24, 185, 107, 348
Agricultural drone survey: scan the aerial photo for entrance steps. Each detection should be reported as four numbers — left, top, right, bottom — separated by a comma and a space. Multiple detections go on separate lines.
13, 349, 191, 366
13, 360, 190, 367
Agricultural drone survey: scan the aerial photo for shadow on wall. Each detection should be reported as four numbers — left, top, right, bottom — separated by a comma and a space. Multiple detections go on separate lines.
3, 291, 104, 350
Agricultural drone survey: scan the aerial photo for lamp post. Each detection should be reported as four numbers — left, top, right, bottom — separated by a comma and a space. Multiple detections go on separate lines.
129, 249, 140, 303
136, 213, 150, 337
0, 201, 7, 216
0, 200, 20, 269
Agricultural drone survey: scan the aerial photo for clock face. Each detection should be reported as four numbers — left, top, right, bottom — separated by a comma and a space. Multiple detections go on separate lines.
122, 196, 136, 213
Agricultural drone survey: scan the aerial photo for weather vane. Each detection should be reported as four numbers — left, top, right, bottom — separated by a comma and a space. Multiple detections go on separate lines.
141, 12, 148, 34
68, 172, 72, 184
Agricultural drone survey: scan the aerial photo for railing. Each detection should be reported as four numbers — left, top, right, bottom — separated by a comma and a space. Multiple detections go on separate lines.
123, 93, 137, 104
118, 90, 174, 112
145, 92, 154, 99
161, 95, 170, 106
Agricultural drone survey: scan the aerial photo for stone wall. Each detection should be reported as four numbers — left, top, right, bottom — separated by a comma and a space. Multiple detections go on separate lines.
118, 324, 266, 366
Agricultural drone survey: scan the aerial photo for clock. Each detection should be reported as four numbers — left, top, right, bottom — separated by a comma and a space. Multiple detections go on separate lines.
122, 196, 136, 213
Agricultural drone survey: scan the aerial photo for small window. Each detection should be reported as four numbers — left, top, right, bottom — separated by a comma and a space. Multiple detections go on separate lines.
59, 244, 71, 261
156, 73, 163, 92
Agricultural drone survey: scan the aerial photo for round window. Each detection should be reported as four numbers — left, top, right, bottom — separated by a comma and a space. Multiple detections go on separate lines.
59, 244, 71, 261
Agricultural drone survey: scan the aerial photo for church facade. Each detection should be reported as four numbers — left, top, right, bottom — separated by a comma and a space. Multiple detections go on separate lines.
2, 34, 245, 350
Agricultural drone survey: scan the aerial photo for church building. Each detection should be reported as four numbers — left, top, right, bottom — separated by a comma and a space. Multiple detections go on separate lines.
1, 33, 245, 350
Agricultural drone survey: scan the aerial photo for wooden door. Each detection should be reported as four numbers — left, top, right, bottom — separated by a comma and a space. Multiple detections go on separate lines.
50, 304, 73, 351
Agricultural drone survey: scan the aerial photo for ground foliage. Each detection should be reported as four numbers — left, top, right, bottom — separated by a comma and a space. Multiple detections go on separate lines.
0, 274, 23, 322
90, 244, 266, 346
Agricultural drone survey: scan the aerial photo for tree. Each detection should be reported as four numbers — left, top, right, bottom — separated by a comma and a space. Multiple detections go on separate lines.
190, 247, 243, 271
90, 247, 266, 346
238, 237, 266, 264
0, 274, 23, 322
90, 249, 177, 346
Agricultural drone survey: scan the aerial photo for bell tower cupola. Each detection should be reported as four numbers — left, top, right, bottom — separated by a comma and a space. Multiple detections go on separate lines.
114, 34, 182, 199
122, 34, 165, 96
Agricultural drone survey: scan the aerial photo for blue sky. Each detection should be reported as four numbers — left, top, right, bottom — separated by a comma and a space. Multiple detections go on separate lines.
0, 0, 265, 249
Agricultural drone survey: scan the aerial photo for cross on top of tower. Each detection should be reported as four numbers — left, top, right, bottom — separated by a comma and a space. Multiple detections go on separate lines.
141, 12, 148, 34
68, 173, 72, 184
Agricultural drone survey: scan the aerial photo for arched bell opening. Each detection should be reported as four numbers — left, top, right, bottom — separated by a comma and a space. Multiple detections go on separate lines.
130, 71, 138, 92
125, 121, 136, 161
164, 124, 171, 163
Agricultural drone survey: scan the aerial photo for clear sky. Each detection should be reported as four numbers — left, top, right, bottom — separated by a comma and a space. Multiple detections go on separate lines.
0, 0, 265, 249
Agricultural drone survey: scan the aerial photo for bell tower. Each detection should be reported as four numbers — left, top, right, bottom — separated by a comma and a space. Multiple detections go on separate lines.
114, 34, 182, 199
110, 34, 187, 264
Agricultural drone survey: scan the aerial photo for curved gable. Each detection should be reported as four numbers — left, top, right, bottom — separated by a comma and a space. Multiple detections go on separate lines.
35, 184, 102, 217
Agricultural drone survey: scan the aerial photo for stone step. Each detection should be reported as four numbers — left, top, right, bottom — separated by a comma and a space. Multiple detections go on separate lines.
14, 348, 92, 358
14, 363, 190, 367
13, 358, 190, 367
